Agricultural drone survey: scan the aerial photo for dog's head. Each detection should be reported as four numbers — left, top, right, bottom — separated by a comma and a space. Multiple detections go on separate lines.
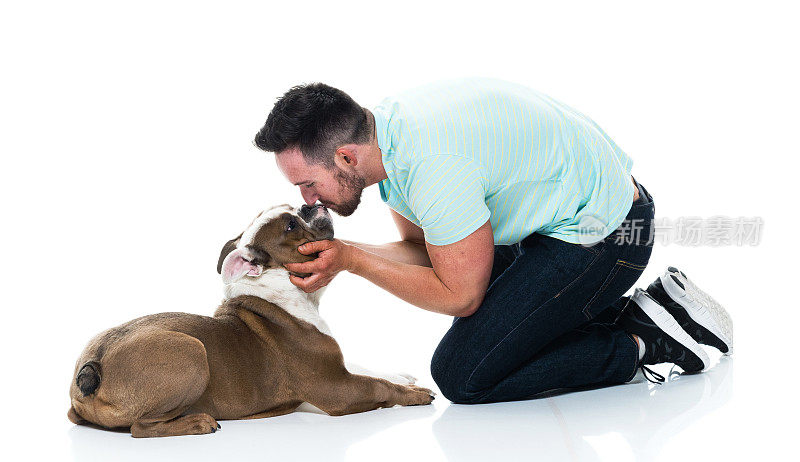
217, 204, 333, 284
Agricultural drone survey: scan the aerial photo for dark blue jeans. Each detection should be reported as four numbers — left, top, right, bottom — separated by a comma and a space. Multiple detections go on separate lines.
430, 178, 655, 404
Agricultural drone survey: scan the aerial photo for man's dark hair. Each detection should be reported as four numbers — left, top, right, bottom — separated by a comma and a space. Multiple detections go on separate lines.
254, 83, 372, 168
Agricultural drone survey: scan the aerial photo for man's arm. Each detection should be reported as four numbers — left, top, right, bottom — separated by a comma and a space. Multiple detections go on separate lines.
341, 210, 431, 267
350, 219, 494, 316
286, 219, 495, 317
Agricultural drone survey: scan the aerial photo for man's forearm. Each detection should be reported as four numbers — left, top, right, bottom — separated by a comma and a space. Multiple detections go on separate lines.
345, 245, 475, 317
341, 239, 432, 267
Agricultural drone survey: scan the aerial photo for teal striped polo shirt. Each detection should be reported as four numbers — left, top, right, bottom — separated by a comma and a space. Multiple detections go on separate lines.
373, 78, 635, 246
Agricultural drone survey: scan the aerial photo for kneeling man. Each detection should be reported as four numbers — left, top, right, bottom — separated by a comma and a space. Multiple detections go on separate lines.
253, 78, 733, 403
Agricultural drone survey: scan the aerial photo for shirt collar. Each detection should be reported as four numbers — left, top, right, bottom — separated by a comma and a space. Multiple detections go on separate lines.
372, 107, 393, 203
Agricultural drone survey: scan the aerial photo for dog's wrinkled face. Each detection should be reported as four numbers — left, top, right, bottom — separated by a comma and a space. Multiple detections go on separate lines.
217, 204, 333, 284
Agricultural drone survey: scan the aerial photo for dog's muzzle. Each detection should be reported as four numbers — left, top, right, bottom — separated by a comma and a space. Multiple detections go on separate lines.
299, 204, 334, 241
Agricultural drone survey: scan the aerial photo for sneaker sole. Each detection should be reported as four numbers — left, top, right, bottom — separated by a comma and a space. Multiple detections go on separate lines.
662, 267, 734, 355
632, 288, 711, 371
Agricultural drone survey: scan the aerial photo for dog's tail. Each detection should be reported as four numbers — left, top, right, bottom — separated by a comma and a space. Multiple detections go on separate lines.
76, 361, 101, 396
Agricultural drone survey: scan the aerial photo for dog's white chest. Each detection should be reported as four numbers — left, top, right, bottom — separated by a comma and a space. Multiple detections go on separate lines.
224, 268, 331, 336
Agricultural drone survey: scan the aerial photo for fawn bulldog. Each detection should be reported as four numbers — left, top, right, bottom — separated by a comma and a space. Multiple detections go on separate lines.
67, 204, 434, 438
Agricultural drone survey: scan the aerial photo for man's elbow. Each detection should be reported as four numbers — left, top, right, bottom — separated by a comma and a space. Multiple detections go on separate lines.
452, 294, 485, 317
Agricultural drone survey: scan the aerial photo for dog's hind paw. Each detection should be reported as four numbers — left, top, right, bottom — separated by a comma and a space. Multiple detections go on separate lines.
131, 413, 220, 438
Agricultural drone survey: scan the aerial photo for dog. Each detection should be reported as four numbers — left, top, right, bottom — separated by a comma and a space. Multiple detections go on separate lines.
67, 204, 434, 437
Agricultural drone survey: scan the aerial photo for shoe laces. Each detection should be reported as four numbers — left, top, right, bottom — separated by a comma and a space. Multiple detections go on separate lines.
640, 365, 665, 384
612, 296, 633, 325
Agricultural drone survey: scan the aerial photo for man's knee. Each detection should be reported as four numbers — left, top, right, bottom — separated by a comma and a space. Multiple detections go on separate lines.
430, 349, 481, 404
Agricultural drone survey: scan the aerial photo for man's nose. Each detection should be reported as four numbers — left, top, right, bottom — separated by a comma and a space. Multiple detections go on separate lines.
301, 189, 318, 205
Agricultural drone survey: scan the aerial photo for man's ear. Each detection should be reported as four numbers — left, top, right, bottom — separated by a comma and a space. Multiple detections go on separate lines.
334, 145, 359, 169
217, 234, 242, 274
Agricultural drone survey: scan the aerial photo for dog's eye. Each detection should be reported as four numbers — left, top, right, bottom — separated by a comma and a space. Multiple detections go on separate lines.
286, 218, 297, 232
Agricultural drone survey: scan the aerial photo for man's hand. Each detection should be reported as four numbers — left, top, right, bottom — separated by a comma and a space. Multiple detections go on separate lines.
284, 239, 355, 293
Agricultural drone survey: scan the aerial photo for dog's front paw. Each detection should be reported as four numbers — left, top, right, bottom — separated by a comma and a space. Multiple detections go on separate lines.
397, 373, 417, 384
394, 384, 435, 407
377, 372, 416, 385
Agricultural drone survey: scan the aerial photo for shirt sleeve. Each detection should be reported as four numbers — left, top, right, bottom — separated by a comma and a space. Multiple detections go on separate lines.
402, 155, 491, 246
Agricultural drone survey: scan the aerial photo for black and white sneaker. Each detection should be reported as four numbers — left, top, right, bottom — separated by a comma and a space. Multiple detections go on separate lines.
646, 266, 733, 355
617, 288, 710, 381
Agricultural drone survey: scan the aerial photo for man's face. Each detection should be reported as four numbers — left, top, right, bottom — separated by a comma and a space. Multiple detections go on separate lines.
275, 148, 366, 217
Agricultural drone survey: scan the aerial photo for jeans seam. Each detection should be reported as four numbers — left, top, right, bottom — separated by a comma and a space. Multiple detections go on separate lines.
463, 249, 604, 396
552, 249, 605, 299
617, 259, 647, 270
581, 262, 622, 320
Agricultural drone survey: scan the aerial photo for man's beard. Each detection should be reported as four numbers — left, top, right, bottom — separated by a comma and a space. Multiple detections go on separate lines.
327, 168, 366, 217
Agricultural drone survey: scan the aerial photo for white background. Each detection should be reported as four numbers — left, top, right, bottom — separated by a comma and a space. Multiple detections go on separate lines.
1, 1, 797, 460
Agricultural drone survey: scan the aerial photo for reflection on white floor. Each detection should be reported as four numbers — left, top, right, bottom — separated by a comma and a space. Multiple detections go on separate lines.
432, 357, 732, 462
67, 357, 732, 461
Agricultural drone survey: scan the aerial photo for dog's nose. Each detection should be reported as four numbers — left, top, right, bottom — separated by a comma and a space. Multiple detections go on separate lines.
301, 203, 326, 214
299, 204, 322, 222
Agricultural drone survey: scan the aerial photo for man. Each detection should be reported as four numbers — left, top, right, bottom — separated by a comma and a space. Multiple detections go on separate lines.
253, 78, 733, 404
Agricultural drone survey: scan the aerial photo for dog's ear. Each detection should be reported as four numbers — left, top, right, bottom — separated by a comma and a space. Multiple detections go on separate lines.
217, 234, 242, 274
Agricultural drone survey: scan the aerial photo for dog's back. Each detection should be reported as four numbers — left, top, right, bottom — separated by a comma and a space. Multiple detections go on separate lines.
68, 309, 289, 432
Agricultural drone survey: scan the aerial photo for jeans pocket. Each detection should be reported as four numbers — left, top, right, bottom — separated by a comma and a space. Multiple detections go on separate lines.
581, 259, 647, 321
